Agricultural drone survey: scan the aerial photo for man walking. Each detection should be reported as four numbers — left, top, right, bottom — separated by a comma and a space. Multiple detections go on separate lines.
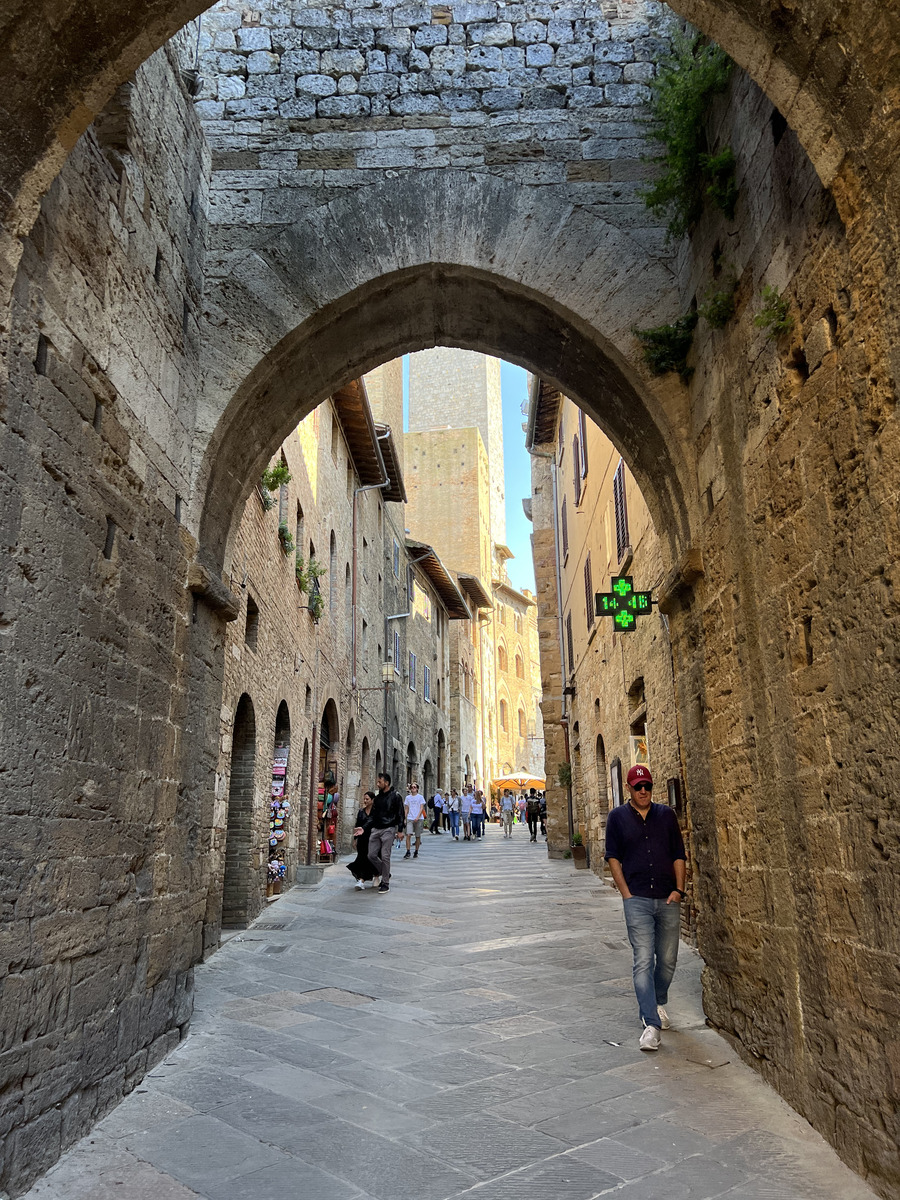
500, 789, 515, 838
404, 781, 427, 858
460, 787, 473, 840
368, 772, 406, 893
431, 789, 444, 834
604, 765, 686, 1051
525, 789, 541, 841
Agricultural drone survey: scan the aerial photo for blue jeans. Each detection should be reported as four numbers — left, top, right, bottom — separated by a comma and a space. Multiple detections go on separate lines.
622, 897, 681, 1029
449, 811, 460, 836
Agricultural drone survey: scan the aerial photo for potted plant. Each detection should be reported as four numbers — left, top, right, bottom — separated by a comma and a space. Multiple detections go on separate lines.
278, 523, 295, 554
571, 831, 588, 869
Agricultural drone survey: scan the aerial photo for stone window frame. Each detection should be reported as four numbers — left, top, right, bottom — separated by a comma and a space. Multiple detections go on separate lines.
408, 650, 417, 692
423, 663, 431, 703
394, 629, 401, 676
584, 553, 594, 629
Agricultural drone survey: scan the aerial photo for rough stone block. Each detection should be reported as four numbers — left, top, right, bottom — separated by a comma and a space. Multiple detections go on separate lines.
591, 62, 623, 84
569, 85, 606, 106
470, 21, 514, 45
302, 27, 339, 49
246, 50, 279, 74
555, 42, 593, 67
501, 46, 525, 67
514, 21, 547, 44
452, 3, 497, 21
392, 6, 432, 27
247, 74, 295, 99
525, 42, 554, 66
467, 45, 503, 69
292, 7, 331, 27
236, 27, 272, 51
442, 89, 481, 110
522, 85, 567, 108
279, 95, 318, 118
213, 31, 237, 51
448, 23, 466, 43
624, 61, 654, 83
540, 66, 571, 85
594, 41, 634, 62
377, 27, 413, 49
321, 48, 367, 73
218, 77, 246, 101
508, 67, 539, 87
415, 25, 449, 47
430, 45, 466, 71
340, 25, 376, 47
389, 93, 443, 115
367, 49, 388, 71
409, 47, 431, 69
547, 20, 575, 44
375, 127, 436, 146
195, 99, 226, 120
216, 52, 246, 74
482, 87, 522, 111
296, 73, 339, 97
283, 49, 322, 72
355, 145, 417, 166
338, 74, 359, 93
225, 97, 280, 117
605, 81, 648, 105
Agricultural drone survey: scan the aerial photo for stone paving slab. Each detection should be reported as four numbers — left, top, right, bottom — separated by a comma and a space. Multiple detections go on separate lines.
21, 825, 881, 1200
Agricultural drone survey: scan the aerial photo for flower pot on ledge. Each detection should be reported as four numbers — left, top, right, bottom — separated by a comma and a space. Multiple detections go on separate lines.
571, 844, 588, 868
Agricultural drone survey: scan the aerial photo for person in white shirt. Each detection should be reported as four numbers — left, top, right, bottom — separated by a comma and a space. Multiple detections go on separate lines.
404, 781, 426, 859
500, 789, 515, 838
446, 788, 461, 839
460, 788, 474, 840
471, 790, 486, 839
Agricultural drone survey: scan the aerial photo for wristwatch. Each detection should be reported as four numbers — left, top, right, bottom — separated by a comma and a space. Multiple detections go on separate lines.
674, 888, 686, 898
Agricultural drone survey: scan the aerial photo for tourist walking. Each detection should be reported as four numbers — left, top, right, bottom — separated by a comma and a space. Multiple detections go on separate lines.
460, 787, 473, 840
368, 773, 406, 893
347, 790, 378, 889
604, 765, 687, 1050
446, 789, 461, 839
404, 781, 427, 858
500, 789, 514, 837
539, 791, 547, 836
526, 789, 542, 841
471, 790, 486, 838
430, 789, 444, 834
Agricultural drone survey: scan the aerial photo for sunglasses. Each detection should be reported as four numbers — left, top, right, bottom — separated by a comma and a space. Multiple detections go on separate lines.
632, 782, 653, 792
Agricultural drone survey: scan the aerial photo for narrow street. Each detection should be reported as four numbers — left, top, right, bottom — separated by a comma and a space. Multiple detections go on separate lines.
26, 830, 877, 1200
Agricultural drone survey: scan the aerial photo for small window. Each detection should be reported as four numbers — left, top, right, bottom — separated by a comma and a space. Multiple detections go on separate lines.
573, 435, 582, 504
566, 612, 573, 675
498, 643, 508, 672
394, 629, 401, 675
362, 619, 368, 660
561, 497, 569, 559
518, 708, 526, 736
499, 699, 508, 731
347, 459, 354, 504
331, 413, 340, 463
408, 651, 416, 692
515, 652, 524, 679
578, 408, 588, 478
614, 461, 629, 562
423, 664, 431, 702
245, 594, 259, 651
305, 684, 312, 714
393, 538, 400, 577
557, 412, 564, 459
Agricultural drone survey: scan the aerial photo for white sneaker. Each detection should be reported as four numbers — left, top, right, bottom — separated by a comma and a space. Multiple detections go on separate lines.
354, 881, 364, 890
639, 1024, 661, 1051
658, 1007, 670, 1030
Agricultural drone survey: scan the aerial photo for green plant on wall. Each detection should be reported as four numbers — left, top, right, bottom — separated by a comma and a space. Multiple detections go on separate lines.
754, 285, 793, 339
262, 462, 292, 493
698, 272, 738, 329
640, 30, 736, 238
295, 554, 325, 594
557, 761, 572, 788
278, 523, 295, 555
634, 312, 698, 381
306, 586, 325, 622
572, 832, 583, 846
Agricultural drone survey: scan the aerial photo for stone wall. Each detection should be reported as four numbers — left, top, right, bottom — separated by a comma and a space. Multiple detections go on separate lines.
0, 46, 210, 1195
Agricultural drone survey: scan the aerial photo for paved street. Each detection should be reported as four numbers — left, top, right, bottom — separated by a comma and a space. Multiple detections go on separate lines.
25, 825, 878, 1200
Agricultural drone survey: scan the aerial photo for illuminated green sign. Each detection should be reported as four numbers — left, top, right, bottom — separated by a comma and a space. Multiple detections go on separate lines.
595, 576, 653, 632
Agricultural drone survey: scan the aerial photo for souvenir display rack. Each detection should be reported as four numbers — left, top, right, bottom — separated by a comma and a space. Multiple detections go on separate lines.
318, 787, 338, 864
268, 743, 290, 895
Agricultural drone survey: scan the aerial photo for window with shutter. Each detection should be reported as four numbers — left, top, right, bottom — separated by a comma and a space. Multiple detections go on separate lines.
614, 461, 629, 562
561, 497, 569, 559
578, 409, 588, 478
566, 612, 574, 676
584, 553, 594, 627
573, 435, 581, 505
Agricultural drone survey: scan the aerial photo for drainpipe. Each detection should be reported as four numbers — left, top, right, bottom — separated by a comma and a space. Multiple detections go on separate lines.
352, 479, 390, 692
528, 441, 573, 847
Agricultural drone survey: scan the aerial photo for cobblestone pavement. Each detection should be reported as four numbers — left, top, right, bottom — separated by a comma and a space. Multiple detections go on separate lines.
23, 825, 879, 1200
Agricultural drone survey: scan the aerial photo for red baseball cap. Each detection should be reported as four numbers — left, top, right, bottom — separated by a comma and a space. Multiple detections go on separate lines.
626, 765, 653, 787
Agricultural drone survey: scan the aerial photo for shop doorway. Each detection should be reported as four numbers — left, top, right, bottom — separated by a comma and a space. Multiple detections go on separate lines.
268, 701, 290, 895
222, 694, 256, 929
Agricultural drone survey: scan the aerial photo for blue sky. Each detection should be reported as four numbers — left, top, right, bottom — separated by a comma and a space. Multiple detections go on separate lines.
402, 356, 536, 595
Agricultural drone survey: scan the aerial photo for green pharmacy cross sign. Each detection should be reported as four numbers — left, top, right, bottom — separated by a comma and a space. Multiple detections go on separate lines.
595, 576, 653, 632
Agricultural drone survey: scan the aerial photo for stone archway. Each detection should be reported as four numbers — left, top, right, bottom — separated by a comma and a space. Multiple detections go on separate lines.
222, 693, 256, 928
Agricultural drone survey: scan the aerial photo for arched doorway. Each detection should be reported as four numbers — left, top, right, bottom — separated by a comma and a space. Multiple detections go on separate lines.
318, 699, 340, 861
422, 758, 434, 804
268, 700, 291, 893
436, 729, 446, 792
222, 694, 256, 929
360, 736, 371, 795
406, 742, 417, 791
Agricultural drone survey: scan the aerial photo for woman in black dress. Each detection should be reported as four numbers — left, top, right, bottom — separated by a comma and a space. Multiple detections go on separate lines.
347, 790, 377, 889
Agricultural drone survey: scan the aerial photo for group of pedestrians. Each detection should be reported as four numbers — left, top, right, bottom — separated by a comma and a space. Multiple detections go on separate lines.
347, 776, 549, 892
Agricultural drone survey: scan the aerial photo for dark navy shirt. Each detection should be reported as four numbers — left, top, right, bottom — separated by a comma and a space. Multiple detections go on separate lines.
604, 802, 686, 898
